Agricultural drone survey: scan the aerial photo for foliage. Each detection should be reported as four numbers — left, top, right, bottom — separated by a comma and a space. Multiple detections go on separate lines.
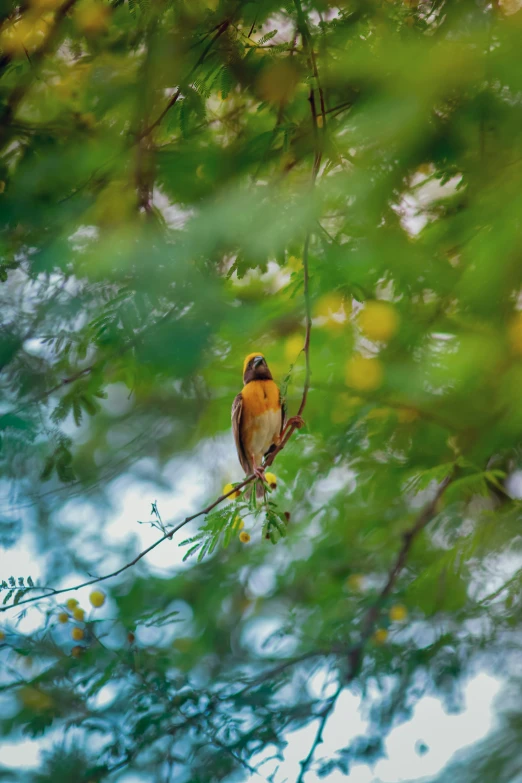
1, 0, 522, 780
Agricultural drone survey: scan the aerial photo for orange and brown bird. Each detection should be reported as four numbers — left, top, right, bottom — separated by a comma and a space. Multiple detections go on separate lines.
232, 352, 302, 497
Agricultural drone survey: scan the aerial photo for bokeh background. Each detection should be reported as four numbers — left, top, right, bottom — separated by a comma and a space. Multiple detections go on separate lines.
2, 0, 522, 780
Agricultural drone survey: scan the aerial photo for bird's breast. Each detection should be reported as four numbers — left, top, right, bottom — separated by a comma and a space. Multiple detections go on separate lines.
241, 379, 280, 415
240, 380, 282, 459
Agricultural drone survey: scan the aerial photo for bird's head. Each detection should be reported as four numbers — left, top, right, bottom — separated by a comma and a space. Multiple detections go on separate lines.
243, 352, 273, 384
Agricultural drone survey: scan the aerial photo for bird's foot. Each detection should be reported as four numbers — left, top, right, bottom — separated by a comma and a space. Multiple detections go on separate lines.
287, 415, 305, 429
253, 466, 265, 481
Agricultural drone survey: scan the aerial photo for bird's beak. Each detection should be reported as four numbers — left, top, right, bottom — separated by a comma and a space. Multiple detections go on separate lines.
253, 356, 264, 368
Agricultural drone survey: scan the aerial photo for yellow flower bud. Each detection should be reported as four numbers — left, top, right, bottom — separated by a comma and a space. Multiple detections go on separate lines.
73, 607, 85, 622
89, 590, 105, 608
358, 301, 399, 342
66, 598, 78, 610
264, 472, 277, 488
58, 612, 69, 624
71, 627, 84, 641
345, 355, 383, 391
223, 483, 240, 500
373, 628, 388, 645
313, 293, 348, 330
74, 0, 110, 34
239, 531, 251, 543
345, 574, 364, 592
233, 516, 245, 530
389, 604, 408, 622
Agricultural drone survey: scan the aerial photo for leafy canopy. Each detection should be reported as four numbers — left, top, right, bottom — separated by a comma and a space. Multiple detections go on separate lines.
1, 0, 522, 780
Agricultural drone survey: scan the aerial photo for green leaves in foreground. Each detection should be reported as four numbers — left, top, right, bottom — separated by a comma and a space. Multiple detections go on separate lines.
181, 493, 289, 561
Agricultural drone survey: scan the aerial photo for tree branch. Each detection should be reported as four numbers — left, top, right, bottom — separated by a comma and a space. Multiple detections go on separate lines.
295, 467, 456, 781
347, 469, 456, 678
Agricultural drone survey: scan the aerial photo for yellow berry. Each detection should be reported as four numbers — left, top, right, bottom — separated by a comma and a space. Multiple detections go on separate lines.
314, 292, 345, 318
73, 607, 85, 622
58, 612, 69, 624
239, 531, 251, 543
89, 590, 106, 608
71, 627, 84, 641
373, 628, 388, 645
389, 604, 408, 622
508, 312, 522, 355
345, 574, 364, 591
345, 355, 383, 391
264, 472, 277, 488
358, 301, 399, 342
223, 482, 240, 500
74, 0, 110, 34
66, 598, 78, 610
313, 293, 348, 330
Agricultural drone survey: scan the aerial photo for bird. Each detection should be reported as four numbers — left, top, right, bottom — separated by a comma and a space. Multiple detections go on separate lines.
232, 352, 303, 498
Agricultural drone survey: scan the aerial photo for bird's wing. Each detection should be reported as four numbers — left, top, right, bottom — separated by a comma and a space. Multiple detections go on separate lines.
231, 392, 252, 475
280, 391, 286, 437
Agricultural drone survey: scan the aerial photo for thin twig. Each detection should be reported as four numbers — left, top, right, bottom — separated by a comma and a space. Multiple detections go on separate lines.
267, 2, 320, 460
296, 682, 343, 783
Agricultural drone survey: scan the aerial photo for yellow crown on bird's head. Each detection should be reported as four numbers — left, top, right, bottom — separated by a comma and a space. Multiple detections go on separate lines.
243, 352, 265, 375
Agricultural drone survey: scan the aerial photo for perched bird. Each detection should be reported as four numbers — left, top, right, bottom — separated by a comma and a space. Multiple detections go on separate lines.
232, 352, 303, 498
